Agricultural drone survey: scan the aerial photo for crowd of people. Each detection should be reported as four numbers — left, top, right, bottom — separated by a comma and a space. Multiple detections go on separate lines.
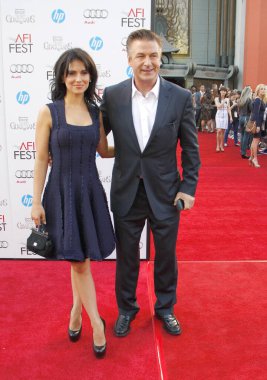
190, 83, 267, 168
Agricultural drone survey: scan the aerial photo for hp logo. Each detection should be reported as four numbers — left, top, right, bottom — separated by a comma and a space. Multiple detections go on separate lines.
21, 194, 33, 207
126, 66, 133, 78
16, 91, 30, 105
89, 36, 103, 51
51, 9, 65, 23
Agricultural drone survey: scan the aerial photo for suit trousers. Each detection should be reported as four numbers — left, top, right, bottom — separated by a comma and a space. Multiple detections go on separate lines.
113, 179, 179, 317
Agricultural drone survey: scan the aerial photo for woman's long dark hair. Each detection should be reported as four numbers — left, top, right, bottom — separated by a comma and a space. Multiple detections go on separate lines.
50, 48, 101, 105
218, 86, 227, 103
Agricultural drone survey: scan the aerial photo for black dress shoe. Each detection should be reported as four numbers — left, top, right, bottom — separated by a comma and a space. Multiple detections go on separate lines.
155, 313, 182, 336
114, 314, 135, 337
68, 324, 82, 342
93, 318, 106, 358
241, 154, 249, 159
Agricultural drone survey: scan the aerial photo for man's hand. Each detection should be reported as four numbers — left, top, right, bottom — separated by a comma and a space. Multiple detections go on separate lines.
174, 192, 195, 210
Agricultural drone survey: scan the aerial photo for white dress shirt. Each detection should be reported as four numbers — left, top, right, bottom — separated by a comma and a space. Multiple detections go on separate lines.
132, 76, 160, 152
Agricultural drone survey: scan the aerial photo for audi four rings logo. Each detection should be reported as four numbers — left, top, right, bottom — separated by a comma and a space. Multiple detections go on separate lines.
83, 9, 108, 18
15, 170, 34, 178
0, 241, 8, 248
10, 64, 34, 73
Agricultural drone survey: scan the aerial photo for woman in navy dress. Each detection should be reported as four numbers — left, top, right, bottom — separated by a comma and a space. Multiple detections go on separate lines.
249, 84, 266, 168
31, 48, 115, 357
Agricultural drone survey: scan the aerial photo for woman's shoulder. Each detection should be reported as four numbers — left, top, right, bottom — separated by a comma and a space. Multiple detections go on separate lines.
39, 104, 52, 118
36, 104, 52, 129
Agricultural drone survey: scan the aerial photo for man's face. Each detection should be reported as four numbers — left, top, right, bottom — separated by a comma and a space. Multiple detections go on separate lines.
200, 85, 205, 93
128, 39, 161, 87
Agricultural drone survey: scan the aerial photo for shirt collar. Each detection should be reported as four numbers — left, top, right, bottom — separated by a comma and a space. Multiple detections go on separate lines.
132, 76, 160, 99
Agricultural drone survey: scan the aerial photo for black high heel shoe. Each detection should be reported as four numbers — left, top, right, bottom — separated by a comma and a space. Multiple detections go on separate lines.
93, 317, 106, 358
68, 312, 82, 342
68, 324, 82, 342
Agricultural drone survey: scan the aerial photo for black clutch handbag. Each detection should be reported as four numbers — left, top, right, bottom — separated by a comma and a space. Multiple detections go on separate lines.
27, 224, 54, 258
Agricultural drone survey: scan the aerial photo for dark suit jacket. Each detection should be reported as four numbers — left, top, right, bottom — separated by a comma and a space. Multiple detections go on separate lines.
100, 77, 200, 220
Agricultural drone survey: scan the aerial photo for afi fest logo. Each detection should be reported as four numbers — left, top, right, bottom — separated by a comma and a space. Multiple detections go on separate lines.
16, 90, 30, 105
96, 84, 104, 98
14, 141, 36, 159
9, 34, 33, 53
51, 9, 65, 23
121, 8, 145, 27
46, 67, 55, 81
21, 194, 33, 207
0, 214, 7, 232
89, 36, 103, 51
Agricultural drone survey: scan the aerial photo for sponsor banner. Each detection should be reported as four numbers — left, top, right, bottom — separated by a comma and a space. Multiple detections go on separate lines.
0, 7, 13, 258
0, 0, 151, 259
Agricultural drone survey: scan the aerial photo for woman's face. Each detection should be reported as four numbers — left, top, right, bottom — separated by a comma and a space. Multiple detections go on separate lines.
258, 86, 266, 98
63, 60, 90, 96
220, 90, 227, 97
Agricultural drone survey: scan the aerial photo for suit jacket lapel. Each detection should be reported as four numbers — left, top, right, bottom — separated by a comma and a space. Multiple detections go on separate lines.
120, 80, 141, 153
143, 77, 172, 152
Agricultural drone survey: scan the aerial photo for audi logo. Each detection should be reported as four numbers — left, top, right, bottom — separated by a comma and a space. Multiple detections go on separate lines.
15, 170, 34, 178
10, 64, 34, 73
0, 241, 8, 248
83, 9, 108, 18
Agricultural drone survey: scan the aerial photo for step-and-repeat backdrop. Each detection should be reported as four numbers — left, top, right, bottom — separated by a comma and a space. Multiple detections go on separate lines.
0, 0, 151, 259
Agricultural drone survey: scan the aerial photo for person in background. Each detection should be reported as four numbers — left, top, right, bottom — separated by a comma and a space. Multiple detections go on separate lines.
194, 84, 206, 131
249, 84, 266, 168
31, 48, 115, 358
238, 86, 252, 159
224, 91, 240, 147
101, 29, 200, 338
210, 88, 218, 133
215, 86, 232, 152
199, 88, 213, 132
190, 85, 197, 113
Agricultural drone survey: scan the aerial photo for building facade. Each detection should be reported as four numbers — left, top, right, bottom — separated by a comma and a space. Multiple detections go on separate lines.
154, 0, 266, 90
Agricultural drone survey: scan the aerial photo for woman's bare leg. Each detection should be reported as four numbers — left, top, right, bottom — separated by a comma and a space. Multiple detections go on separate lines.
71, 259, 105, 346
251, 137, 260, 165
69, 268, 82, 331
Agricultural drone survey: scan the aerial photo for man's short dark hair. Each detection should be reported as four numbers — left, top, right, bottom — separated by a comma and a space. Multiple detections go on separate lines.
126, 29, 162, 54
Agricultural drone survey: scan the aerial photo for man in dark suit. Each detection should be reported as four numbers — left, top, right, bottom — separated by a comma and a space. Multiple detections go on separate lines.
101, 29, 200, 337
194, 84, 206, 130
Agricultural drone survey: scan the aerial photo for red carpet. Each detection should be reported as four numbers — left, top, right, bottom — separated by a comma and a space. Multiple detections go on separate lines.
0, 261, 159, 380
150, 261, 267, 380
1, 260, 267, 380
151, 132, 267, 261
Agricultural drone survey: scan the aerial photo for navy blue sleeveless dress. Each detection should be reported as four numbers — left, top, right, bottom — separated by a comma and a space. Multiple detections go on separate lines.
42, 99, 115, 261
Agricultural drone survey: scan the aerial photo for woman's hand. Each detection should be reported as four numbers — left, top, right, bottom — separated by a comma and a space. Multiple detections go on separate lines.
31, 204, 46, 226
